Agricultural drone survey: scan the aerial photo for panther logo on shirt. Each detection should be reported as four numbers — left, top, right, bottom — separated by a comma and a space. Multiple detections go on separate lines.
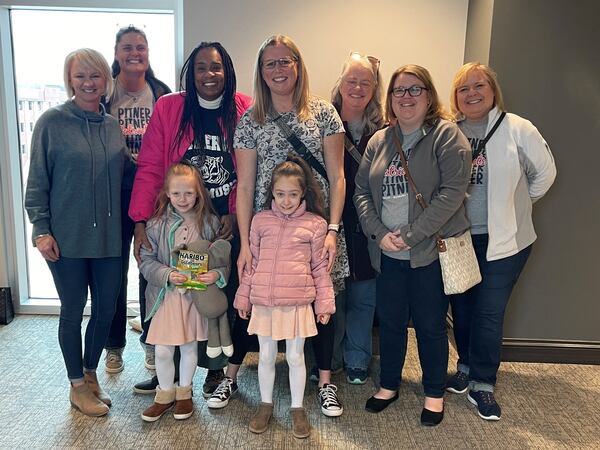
201, 155, 230, 185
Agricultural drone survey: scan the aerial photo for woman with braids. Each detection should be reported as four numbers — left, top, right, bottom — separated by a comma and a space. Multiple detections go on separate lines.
129, 41, 252, 398
103, 25, 171, 375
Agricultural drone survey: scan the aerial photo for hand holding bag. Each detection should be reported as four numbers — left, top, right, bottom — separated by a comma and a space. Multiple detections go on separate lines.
391, 127, 481, 295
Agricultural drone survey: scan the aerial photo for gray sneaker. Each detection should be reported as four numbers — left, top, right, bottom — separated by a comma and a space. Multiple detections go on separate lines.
105, 348, 124, 374
141, 343, 155, 370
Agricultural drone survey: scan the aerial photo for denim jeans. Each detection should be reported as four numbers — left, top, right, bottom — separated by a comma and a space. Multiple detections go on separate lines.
48, 256, 121, 381
450, 234, 531, 391
332, 278, 376, 371
376, 255, 449, 398
105, 188, 134, 350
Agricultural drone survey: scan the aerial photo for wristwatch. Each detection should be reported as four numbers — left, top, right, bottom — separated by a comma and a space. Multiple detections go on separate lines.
327, 223, 340, 233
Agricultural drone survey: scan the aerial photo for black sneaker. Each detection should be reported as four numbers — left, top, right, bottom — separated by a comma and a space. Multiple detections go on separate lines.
202, 369, 225, 399
133, 375, 159, 394
468, 390, 502, 421
308, 366, 319, 383
207, 376, 238, 409
446, 371, 469, 394
317, 383, 343, 417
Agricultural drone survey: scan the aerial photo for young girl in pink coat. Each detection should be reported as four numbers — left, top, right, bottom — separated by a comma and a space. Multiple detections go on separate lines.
234, 155, 335, 439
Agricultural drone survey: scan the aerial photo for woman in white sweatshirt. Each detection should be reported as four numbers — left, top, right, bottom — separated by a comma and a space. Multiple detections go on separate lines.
445, 62, 556, 422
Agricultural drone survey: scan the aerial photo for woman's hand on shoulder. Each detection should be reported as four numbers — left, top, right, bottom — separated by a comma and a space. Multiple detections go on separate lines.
36, 235, 60, 262
196, 270, 219, 285
134, 222, 152, 264
317, 313, 330, 325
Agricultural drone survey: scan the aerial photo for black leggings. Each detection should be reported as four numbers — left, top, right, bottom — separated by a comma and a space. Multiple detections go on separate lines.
311, 318, 335, 370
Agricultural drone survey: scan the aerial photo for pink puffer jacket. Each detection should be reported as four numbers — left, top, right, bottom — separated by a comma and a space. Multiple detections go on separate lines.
234, 201, 335, 315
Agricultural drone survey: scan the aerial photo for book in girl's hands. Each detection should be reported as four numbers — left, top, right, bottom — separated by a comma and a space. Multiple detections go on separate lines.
175, 249, 208, 292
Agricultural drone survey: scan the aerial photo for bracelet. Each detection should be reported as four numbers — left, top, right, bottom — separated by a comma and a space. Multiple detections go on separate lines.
34, 233, 51, 241
327, 223, 340, 233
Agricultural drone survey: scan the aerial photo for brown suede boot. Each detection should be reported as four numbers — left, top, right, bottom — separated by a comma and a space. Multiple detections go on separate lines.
174, 384, 194, 420
70, 382, 109, 417
249, 402, 273, 434
290, 407, 311, 439
84, 371, 111, 407
141, 386, 175, 422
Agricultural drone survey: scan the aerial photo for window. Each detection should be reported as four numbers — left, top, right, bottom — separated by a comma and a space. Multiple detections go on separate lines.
10, 9, 175, 302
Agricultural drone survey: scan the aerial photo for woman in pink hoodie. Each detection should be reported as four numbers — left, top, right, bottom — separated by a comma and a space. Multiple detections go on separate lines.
234, 155, 334, 439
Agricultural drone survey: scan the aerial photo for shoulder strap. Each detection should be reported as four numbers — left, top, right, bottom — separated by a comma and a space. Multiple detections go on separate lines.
391, 126, 428, 211
271, 113, 329, 183
472, 111, 506, 160
344, 135, 363, 165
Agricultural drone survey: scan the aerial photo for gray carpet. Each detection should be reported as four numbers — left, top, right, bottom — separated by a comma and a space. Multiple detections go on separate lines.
0, 315, 598, 449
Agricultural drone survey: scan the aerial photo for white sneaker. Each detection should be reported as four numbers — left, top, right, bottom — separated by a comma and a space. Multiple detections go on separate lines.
128, 316, 142, 332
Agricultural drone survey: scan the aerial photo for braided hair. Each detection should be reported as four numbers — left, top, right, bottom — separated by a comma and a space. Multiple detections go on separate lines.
174, 42, 237, 153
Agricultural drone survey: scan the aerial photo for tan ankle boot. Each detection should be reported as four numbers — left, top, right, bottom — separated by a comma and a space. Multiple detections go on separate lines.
70, 383, 109, 417
141, 386, 175, 422
290, 407, 311, 439
249, 402, 273, 434
84, 372, 111, 406
174, 384, 194, 420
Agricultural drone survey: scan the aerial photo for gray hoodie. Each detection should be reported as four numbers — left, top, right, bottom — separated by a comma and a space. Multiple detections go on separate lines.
25, 100, 127, 258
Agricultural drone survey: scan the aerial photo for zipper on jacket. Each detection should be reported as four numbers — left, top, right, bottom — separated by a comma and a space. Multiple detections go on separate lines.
268, 215, 287, 306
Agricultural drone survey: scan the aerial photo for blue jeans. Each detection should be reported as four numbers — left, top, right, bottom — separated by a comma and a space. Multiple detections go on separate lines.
377, 255, 448, 398
48, 256, 121, 381
332, 278, 376, 371
450, 234, 531, 391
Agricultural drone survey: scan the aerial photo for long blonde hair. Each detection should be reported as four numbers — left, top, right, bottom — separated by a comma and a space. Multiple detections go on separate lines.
152, 164, 218, 237
450, 62, 506, 120
251, 35, 310, 124
385, 64, 449, 127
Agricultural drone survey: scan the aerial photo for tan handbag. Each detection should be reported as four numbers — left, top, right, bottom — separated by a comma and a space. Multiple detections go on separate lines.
391, 126, 481, 295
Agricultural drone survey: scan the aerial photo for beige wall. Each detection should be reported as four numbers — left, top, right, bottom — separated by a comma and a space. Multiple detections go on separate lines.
183, 0, 469, 106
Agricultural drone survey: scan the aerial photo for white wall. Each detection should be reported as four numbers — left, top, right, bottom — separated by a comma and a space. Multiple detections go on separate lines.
183, 0, 469, 106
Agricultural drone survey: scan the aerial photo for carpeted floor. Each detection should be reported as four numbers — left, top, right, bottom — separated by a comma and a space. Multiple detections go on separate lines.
0, 315, 598, 449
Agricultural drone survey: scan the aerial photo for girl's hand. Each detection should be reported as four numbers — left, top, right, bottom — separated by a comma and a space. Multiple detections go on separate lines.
317, 313, 330, 325
169, 271, 188, 285
134, 222, 152, 264
238, 309, 250, 320
36, 235, 60, 262
196, 270, 219, 285
320, 231, 338, 272
237, 243, 253, 278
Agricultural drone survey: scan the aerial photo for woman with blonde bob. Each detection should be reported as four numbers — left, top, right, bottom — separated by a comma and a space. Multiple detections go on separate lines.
330, 52, 385, 384
354, 64, 471, 425
25, 48, 128, 417
445, 63, 556, 421
234, 35, 347, 419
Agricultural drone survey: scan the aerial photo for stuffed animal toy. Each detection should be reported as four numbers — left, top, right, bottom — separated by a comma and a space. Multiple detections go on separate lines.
173, 239, 233, 358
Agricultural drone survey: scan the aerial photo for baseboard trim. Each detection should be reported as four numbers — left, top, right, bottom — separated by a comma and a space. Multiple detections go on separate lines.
446, 314, 600, 365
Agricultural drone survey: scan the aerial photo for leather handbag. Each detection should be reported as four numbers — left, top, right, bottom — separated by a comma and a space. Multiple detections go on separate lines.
391, 126, 481, 295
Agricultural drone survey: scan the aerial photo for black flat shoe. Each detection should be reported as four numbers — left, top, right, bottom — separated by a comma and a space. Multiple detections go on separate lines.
420, 407, 444, 426
365, 391, 399, 413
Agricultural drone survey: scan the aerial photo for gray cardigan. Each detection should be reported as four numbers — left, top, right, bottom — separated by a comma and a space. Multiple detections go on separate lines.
353, 120, 471, 271
25, 100, 127, 258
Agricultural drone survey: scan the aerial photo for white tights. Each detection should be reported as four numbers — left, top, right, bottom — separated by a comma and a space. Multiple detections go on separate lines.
155, 341, 197, 389
257, 335, 306, 408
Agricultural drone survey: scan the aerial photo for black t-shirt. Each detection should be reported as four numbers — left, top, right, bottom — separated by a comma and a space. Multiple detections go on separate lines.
181, 107, 236, 216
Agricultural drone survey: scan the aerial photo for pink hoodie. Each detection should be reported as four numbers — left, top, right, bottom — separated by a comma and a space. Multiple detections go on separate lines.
129, 91, 252, 222
234, 201, 335, 315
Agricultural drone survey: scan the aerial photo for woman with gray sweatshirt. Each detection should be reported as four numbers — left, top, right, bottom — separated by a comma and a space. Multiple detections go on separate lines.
25, 48, 128, 417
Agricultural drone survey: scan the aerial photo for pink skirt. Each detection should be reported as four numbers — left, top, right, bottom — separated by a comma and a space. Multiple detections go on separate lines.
147, 289, 208, 346
248, 304, 317, 340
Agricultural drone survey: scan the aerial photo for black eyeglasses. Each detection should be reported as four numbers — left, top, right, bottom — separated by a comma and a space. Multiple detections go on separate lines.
392, 85, 428, 98
261, 57, 297, 70
349, 51, 380, 75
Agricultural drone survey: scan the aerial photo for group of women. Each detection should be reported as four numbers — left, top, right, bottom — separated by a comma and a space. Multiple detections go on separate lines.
24, 28, 556, 426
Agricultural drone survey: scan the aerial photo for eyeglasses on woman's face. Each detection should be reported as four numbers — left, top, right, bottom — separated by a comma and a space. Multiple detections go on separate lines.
392, 85, 428, 98
261, 57, 297, 71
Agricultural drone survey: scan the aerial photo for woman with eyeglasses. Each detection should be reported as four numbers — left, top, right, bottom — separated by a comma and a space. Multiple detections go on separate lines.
329, 52, 385, 385
354, 64, 471, 425
128, 42, 252, 402
229, 35, 347, 426
445, 63, 555, 421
